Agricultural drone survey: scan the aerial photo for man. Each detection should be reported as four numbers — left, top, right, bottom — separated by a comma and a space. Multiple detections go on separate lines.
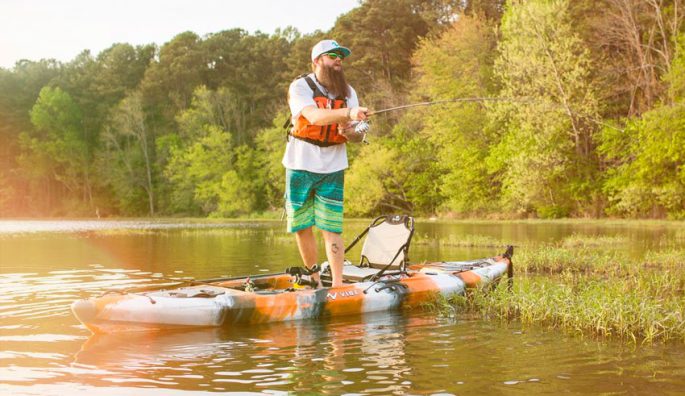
283, 39, 368, 288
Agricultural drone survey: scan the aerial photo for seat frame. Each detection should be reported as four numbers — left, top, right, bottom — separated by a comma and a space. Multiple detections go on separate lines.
341, 214, 415, 282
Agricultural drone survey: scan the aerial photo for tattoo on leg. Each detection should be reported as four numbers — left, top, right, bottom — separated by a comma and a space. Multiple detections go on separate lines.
331, 243, 339, 254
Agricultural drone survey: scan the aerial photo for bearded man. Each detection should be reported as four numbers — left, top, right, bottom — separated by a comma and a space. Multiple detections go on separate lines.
283, 39, 368, 288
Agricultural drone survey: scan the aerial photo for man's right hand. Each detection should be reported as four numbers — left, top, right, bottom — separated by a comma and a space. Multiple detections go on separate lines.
349, 107, 368, 121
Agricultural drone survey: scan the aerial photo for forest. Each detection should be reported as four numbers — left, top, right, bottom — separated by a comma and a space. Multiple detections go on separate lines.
0, 0, 683, 219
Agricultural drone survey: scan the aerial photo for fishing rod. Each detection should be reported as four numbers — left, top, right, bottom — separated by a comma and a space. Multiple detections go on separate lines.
353, 96, 623, 134
366, 96, 519, 116
353, 96, 527, 136
93, 269, 219, 288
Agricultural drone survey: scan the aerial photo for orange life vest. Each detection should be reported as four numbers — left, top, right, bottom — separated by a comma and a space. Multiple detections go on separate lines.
289, 75, 348, 147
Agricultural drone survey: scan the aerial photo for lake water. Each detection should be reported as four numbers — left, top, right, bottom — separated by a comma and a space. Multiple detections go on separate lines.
1, 219, 683, 395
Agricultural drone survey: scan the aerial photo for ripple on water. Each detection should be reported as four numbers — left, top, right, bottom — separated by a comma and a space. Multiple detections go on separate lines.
1, 221, 685, 395
0, 334, 85, 342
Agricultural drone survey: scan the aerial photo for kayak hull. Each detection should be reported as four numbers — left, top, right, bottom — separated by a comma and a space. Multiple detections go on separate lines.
72, 257, 510, 334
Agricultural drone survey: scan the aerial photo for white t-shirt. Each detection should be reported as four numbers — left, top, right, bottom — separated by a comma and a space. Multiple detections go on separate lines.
282, 73, 359, 173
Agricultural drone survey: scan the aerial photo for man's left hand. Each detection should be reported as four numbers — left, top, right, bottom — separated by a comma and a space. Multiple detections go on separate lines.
340, 123, 365, 143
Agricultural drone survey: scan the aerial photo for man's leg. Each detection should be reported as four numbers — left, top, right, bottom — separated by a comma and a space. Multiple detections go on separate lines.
321, 230, 344, 287
285, 169, 319, 285
314, 170, 345, 287
295, 226, 321, 285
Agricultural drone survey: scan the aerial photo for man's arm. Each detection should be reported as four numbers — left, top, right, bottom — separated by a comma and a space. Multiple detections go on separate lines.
301, 106, 368, 125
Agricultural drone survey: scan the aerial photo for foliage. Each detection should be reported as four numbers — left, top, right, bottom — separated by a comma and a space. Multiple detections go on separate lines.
100, 92, 156, 215
492, 0, 601, 217
332, 0, 432, 109
345, 145, 399, 216
411, 15, 500, 215
20, 86, 93, 214
0, 0, 683, 219
599, 104, 685, 218
254, 116, 289, 211
599, 33, 685, 219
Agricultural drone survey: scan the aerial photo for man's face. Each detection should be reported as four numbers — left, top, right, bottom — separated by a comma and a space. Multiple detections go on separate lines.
316, 51, 344, 72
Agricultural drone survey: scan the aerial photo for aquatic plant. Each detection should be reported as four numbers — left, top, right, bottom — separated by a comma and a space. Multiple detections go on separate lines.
514, 246, 630, 275
560, 233, 627, 247
425, 243, 685, 343
444, 269, 685, 343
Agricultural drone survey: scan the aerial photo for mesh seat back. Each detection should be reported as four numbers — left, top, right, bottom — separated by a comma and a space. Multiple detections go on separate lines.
360, 218, 413, 269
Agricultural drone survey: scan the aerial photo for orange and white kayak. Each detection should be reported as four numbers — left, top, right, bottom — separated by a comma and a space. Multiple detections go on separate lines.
71, 250, 513, 334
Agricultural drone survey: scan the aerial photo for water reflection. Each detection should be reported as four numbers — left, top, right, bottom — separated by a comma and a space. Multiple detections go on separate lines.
1, 220, 684, 395
70, 311, 417, 393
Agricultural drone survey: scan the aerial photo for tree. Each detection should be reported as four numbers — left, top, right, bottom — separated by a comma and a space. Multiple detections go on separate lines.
0, 60, 61, 215
203, 29, 293, 142
573, 0, 685, 117
101, 92, 156, 215
411, 15, 500, 214
162, 86, 266, 216
140, 32, 208, 129
492, 0, 601, 217
345, 145, 400, 216
332, 0, 431, 105
21, 86, 93, 214
599, 33, 685, 219
254, 114, 290, 211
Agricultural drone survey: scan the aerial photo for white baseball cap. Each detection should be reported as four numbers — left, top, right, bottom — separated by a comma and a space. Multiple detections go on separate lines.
311, 39, 351, 61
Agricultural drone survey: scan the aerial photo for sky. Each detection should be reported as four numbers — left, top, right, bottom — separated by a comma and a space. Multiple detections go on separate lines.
0, 0, 360, 69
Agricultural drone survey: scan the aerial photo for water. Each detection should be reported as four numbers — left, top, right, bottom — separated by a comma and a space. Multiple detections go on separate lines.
1, 219, 683, 395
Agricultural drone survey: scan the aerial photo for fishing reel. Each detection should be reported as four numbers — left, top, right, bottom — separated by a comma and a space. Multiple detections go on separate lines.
353, 120, 370, 144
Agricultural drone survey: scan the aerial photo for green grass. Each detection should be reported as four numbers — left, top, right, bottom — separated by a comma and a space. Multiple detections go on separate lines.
454, 271, 685, 343
427, 244, 685, 344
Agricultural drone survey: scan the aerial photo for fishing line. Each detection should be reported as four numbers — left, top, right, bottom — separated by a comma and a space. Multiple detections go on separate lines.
367, 97, 524, 116
364, 96, 624, 132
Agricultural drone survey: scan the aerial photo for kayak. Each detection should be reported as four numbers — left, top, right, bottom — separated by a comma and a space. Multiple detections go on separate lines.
71, 248, 513, 334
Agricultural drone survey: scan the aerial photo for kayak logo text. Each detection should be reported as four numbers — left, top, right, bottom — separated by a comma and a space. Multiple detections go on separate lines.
326, 290, 359, 300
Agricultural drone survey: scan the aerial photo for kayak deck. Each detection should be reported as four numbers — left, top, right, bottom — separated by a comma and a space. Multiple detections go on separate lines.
72, 255, 512, 334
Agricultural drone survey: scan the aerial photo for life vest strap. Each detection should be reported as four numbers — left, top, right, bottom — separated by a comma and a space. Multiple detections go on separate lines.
285, 74, 348, 146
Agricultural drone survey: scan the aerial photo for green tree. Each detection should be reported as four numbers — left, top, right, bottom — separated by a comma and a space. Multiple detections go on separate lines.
163, 86, 266, 216
254, 114, 290, 211
332, 0, 431, 103
140, 32, 208, 129
0, 60, 61, 215
345, 145, 400, 216
492, 0, 601, 217
599, 33, 685, 219
411, 15, 500, 215
215, 145, 263, 217
164, 125, 234, 215
21, 86, 94, 214
100, 92, 157, 215
93, 43, 155, 105
203, 29, 292, 142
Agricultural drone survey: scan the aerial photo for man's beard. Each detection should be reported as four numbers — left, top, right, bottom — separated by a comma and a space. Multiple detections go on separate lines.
318, 64, 350, 99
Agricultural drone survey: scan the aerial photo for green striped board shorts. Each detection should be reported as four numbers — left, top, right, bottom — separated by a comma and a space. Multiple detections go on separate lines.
285, 169, 344, 234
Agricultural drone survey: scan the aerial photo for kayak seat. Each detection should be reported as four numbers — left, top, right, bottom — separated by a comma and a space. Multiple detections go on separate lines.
341, 214, 415, 282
